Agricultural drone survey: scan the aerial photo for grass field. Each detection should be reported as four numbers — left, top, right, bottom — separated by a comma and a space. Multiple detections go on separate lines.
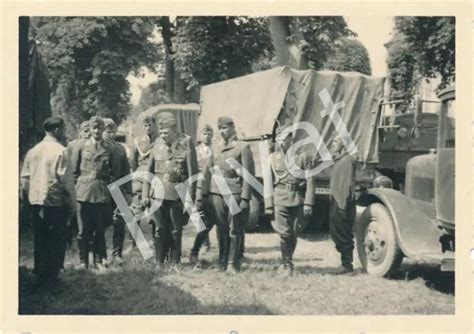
19, 222, 455, 315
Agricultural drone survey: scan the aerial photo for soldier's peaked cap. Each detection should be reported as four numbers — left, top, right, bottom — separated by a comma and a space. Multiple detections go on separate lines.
217, 116, 234, 128
103, 118, 117, 130
202, 124, 213, 131
79, 121, 90, 130
141, 114, 156, 124
43, 116, 64, 132
89, 116, 104, 127
158, 112, 177, 129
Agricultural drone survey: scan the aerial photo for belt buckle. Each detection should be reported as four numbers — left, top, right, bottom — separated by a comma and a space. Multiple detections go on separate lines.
164, 173, 170, 182
285, 183, 292, 192
91, 171, 97, 179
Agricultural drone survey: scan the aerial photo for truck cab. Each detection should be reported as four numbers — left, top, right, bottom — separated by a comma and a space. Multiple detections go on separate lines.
355, 86, 455, 276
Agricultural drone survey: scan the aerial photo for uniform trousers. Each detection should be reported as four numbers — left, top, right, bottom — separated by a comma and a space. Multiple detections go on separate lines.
77, 202, 112, 265
150, 199, 188, 264
329, 197, 357, 268
208, 193, 246, 269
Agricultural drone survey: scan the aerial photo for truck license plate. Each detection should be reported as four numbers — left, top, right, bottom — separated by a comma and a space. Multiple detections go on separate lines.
315, 187, 330, 195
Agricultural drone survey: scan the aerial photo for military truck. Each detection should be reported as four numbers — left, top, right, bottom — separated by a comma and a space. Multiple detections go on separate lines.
199, 66, 386, 231
355, 87, 455, 276
198, 66, 443, 232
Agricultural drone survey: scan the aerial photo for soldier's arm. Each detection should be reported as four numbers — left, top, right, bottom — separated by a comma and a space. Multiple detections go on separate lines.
20, 151, 31, 198
263, 153, 274, 210
57, 149, 77, 210
130, 143, 139, 172
71, 142, 82, 182
302, 153, 316, 207
142, 150, 154, 200
121, 147, 133, 195
240, 143, 254, 201
186, 138, 199, 201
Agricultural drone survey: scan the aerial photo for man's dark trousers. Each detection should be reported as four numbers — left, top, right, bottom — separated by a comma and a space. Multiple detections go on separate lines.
31, 205, 68, 281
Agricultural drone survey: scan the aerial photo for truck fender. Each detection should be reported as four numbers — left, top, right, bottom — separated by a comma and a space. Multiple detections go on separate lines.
357, 188, 442, 258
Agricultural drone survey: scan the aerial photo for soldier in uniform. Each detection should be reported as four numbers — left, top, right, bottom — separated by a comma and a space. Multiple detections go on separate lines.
264, 126, 315, 276
328, 134, 357, 274
189, 124, 214, 265
72, 116, 119, 272
102, 118, 132, 264
198, 116, 255, 274
21, 117, 76, 285
61, 120, 90, 264
142, 112, 199, 277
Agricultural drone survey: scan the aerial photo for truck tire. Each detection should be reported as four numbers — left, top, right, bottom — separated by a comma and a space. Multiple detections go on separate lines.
245, 195, 260, 233
355, 203, 404, 277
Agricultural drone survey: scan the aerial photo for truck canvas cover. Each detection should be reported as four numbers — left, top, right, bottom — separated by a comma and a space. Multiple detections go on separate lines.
200, 66, 385, 176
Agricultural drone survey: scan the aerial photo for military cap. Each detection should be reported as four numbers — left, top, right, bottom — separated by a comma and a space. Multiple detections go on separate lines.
43, 116, 65, 132
89, 115, 104, 128
217, 116, 234, 128
157, 112, 177, 129
142, 114, 156, 125
79, 121, 90, 131
103, 118, 117, 130
201, 124, 213, 132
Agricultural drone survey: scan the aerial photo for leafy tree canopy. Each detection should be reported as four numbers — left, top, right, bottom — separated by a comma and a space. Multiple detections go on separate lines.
171, 16, 273, 90
30, 17, 160, 136
386, 16, 454, 110
324, 37, 372, 75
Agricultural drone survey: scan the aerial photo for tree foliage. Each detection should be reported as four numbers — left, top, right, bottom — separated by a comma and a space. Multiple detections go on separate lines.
291, 17, 355, 70
171, 16, 273, 90
324, 37, 371, 75
387, 17, 455, 110
30, 17, 160, 137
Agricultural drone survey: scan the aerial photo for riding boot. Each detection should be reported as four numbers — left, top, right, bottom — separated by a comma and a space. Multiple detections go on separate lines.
227, 236, 241, 273
154, 236, 167, 264
290, 235, 297, 257
280, 239, 294, 276
78, 238, 88, 267
218, 236, 230, 271
341, 250, 354, 272
170, 231, 182, 265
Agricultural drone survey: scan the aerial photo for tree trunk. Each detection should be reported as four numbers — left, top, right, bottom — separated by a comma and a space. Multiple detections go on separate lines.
269, 17, 308, 70
159, 17, 175, 102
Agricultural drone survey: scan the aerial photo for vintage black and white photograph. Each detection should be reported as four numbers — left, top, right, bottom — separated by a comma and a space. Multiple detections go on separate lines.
16, 14, 458, 317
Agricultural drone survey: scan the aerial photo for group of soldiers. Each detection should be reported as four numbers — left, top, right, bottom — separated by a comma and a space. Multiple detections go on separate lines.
21, 111, 358, 286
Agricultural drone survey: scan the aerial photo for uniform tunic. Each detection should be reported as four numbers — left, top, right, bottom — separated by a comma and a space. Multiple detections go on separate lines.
71, 138, 120, 264
264, 149, 315, 267
142, 134, 199, 264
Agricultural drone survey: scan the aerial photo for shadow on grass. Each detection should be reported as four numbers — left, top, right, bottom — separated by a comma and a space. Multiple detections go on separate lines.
390, 262, 455, 295
19, 266, 275, 315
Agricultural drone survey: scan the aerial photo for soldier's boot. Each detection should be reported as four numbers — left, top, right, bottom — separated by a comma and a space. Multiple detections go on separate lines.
226, 236, 241, 275
203, 234, 211, 252
290, 235, 298, 257
280, 240, 294, 277
169, 231, 182, 274
333, 251, 354, 275
189, 230, 208, 264
238, 233, 245, 261
77, 238, 89, 268
218, 236, 230, 271
152, 237, 168, 283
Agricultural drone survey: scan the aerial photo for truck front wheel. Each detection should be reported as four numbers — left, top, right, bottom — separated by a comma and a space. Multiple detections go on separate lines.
355, 203, 404, 277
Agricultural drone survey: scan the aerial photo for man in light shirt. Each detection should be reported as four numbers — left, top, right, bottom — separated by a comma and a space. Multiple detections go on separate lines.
21, 116, 76, 285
